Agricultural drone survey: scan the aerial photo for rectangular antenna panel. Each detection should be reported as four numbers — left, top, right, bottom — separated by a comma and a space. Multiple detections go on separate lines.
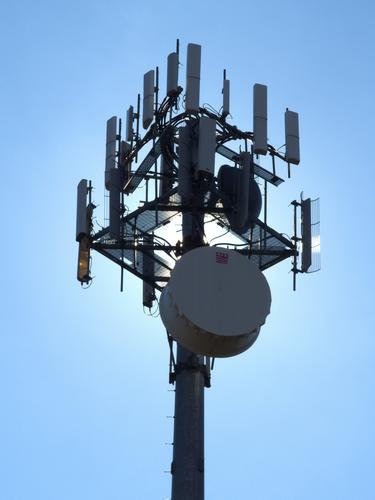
223, 79, 230, 117
285, 110, 300, 164
253, 84, 268, 155
198, 117, 216, 176
77, 236, 90, 283
126, 106, 134, 142
142, 234, 155, 308
76, 179, 88, 241
178, 125, 192, 199
109, 168, 122, 240
185, 43, 201, 112
143, 70, 155, 129
105, 116, 117, 189
238, 152, 250, 228
143, 282, 154, 308
167, 52, 179, 97
301, 198, 312, 272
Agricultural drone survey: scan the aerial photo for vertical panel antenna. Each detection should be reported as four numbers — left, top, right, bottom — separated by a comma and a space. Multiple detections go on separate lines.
237, 152, 250, 230
109, 168, 122, 240
222, 70, 230, 118
105, 116, 117, 189
197, 117, 216, 176
167, 52, 179, 97
143, 234, 155, 308
253, 84, 268, 155
301, 198, 312, 272
76, 179, 88, 241
285, 109, 300, 165
126, 106, 134, 143
143, 70, 155, 129
185, 43, 201, 112
178, 125, 192, 199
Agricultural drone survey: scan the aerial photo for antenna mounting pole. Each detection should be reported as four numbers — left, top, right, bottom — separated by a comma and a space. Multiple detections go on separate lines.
171, 144, 206, 500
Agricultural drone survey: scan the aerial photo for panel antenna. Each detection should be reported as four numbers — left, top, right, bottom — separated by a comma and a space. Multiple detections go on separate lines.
253, 83, 268, 155
105, 116, 117, 189
185, 43, 201, 112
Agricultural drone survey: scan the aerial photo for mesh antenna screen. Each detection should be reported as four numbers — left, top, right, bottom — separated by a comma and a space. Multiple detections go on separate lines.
309, 197, 321, 273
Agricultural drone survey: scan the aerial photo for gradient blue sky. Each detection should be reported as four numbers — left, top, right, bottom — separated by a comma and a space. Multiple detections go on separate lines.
1, 1, 374, 499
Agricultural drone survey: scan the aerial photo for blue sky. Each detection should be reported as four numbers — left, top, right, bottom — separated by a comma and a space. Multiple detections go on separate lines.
1, 1, 374, 499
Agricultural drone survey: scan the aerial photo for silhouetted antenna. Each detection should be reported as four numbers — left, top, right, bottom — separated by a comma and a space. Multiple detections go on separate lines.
285, 108, 300, 165
253, 84, 267, 155
177, 124, 193, 199
143, 70, 155, 129
76, 179, 91, 283
155, 66, 159, 112
105, 116, 117, 189
237, 152, 251, 230
301, 197, 312, 272
126, 106, 134, 142
143, 234, 155, 309
167, 52, 179, 97
76, 179, 89, 242
197, 117, 216, 176
222, 70, 230, 118
109, 168, 122, 240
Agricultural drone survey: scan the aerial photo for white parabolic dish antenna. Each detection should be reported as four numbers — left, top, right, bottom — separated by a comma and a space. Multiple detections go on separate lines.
160, 247, 272, 357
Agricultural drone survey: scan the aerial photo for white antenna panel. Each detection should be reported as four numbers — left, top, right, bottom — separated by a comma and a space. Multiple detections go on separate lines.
185, 43, 201, 112
197, 117, 216, 176
126, 105, 134, 142
76, 179, 88, 241
285, 109, 300, 164
253, 84, 268, 155
222, 79, 230, 117
143, 70, 155, 129
105, 116, 117, 190
301, 198, 312, 272
167, 52, 179, 97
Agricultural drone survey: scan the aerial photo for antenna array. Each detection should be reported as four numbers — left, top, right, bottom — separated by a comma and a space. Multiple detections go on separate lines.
74, 40, 320, 500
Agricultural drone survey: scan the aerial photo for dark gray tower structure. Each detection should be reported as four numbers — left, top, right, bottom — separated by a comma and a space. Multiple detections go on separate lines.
75, 41, 320, 500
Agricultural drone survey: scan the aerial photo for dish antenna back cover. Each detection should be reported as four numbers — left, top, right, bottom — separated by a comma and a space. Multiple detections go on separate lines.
160, 247, 271, 357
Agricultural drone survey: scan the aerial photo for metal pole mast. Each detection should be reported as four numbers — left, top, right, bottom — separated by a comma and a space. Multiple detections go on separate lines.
171, 175, 206, 500
171, 345, 205, 500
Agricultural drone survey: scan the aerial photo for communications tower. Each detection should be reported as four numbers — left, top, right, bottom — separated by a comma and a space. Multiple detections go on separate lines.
75, 40, 320, 500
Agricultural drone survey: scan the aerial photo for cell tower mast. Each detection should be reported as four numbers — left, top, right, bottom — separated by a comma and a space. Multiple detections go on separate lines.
75, 41, 320, 500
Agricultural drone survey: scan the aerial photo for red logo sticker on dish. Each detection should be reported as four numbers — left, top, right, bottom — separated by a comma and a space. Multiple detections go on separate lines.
216, 252, 229, 264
